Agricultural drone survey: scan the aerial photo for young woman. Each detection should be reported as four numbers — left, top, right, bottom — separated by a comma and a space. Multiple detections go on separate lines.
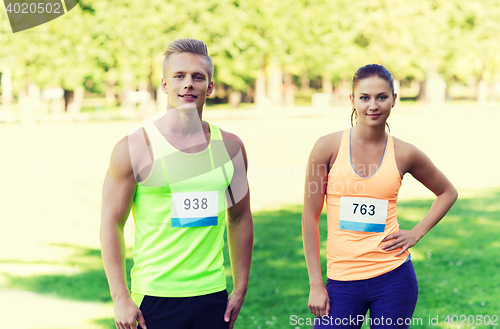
302, 64, 458, 328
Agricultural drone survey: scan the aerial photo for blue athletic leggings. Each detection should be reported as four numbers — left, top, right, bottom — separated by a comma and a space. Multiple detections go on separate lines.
313, 261, 418, 329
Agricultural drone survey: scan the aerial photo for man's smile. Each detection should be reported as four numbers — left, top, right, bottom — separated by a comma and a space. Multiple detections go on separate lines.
179, 94, 197, 99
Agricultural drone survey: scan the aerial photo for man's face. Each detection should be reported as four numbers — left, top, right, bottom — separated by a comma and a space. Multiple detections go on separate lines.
161, 53, 213, 112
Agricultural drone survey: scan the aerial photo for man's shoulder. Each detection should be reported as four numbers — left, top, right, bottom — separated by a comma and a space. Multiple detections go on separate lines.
219, 128, 244, 145
111, 125, 153, 181
107, 136, 135, 179
112, 136, 131, 161
216, 127, 246, 160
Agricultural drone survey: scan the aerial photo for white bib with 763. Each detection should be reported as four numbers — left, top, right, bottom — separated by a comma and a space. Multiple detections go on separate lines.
339, 196, 388, 233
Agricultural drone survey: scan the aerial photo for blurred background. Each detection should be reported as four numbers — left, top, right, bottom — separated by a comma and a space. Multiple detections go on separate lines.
1, 0, 500, 328
1, 0, 500, 120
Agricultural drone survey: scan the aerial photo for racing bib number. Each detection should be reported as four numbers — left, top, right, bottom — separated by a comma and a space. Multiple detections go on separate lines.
339, 196, 388, 232
171, 191, 218, 227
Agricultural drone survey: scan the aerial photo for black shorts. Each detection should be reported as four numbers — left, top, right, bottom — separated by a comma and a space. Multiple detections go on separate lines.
138, 290, 229, 329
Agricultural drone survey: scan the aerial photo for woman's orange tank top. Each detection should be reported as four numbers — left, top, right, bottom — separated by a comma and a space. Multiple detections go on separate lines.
326, 128, 409, 281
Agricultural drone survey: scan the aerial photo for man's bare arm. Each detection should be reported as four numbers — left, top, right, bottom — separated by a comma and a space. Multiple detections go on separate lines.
100, 136, 146, 329
222, 132, 253, 329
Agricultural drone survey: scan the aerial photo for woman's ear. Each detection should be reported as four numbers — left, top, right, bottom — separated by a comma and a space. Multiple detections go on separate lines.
392, 93, 398, 107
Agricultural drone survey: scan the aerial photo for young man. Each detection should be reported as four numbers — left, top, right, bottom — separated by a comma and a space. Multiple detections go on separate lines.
100, 38, 253, 329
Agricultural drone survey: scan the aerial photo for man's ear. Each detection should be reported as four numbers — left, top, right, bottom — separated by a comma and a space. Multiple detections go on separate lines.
206, 81, 214, 97
161, 78, 168, 94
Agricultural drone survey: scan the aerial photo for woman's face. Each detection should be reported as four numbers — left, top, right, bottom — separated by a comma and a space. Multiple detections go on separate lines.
350, 76, 397, 128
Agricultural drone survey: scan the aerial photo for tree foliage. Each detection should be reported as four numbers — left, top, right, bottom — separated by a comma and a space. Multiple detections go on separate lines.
1, 0, 499, 97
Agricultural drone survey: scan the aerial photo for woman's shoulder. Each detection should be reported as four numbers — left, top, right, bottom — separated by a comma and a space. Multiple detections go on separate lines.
315, 130, 345, 148
392, 135, 420, 157
310, 130, 345, 164
392, 135, 426, 174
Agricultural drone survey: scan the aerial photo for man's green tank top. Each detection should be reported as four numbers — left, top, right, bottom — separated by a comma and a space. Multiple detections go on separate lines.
130, 119, 234, 297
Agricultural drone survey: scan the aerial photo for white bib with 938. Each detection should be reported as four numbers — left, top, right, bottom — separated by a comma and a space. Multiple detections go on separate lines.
339, 196, 388, 233
171, 191, 219, 227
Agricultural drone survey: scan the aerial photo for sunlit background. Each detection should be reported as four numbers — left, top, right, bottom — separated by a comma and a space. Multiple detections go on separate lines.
1, 0, 500, 328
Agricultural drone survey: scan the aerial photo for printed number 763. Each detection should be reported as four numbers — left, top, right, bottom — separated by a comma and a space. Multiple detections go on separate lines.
353, 203, 375, 216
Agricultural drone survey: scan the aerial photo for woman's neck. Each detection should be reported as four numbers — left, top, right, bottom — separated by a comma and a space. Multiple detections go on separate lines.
351, 124, 386, 144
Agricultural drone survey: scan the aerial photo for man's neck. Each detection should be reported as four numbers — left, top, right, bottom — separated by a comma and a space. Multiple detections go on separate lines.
165, 109, 206, 136
154, 107, 210, 151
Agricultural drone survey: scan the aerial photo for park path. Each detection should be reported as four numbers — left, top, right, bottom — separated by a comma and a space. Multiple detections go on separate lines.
1, 104, 499, 328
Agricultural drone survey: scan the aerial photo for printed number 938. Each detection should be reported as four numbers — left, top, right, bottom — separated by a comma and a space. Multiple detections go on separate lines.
353, 203, 375, 216
184, 198, 208, 211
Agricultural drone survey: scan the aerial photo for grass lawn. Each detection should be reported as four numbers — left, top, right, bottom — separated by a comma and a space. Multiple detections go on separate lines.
6, 189, 500, 329
229, 189, 500, 329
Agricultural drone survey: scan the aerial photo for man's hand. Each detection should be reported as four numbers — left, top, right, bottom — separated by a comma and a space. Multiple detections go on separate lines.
113, 297, 147, 329
308, 284, 330, 318
224, 290, 246, 329
382, 229, 420, 256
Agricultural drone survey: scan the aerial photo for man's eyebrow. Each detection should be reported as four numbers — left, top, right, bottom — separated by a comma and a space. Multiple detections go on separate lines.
172, 71, 206, 76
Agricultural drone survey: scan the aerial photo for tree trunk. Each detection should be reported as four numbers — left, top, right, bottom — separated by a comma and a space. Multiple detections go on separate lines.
139, 81, 150, 115
301, 69, 310, 92
19, 72, 37, 124
120, 71, 134, 116
244, 86, 255, 103
156, 84, 168, 112
421, 70, 446, 105
148, 63, 156, 101
67, 86, 84, 115
477, 79, 488, 108
267, 64, 283, 106
105, 68, 117, 104
255, 66, 268, 108
322, 76, 333, 94
283, 72, 295, 107
229, 89, 242, 108
336, 79, 351, 108
416, 80, 426, 102
51, 94, 64, 115
19, 90, 35, 125
1, 67, 13, 116
489, 82, 497, 107
393, 80, 400, 106
64, 89, 74, 112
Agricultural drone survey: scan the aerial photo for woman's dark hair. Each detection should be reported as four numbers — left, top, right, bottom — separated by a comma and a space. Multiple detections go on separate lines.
352, 64, 394, 95
351, 64, 393, 132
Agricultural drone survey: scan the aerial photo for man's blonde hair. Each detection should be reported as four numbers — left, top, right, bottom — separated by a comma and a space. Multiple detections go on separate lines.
162, 38, 214, 81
